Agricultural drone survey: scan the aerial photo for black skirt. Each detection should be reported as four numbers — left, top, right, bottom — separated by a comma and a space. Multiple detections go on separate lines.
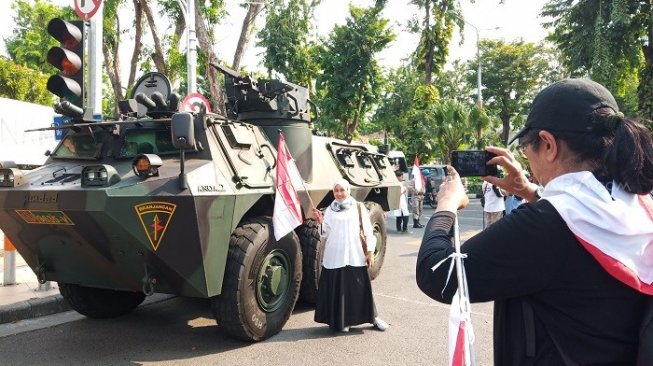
314, 265, 377, 330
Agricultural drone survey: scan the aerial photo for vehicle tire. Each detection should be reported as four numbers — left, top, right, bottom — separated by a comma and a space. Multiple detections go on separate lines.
364, 201, 387, 280
211, 216, 302, 341
58, 283, 146, 319
296, 218, 323, 305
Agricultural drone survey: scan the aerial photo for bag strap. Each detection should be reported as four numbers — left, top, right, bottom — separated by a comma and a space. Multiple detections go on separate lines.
492, 184, 504, 198
357, 203, 368, 253
357, 203, 363, 235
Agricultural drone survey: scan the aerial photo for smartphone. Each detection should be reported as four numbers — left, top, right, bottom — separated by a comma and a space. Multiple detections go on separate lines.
450, 150, 498, 177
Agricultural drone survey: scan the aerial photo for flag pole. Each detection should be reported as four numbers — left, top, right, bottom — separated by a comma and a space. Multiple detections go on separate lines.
453, 214, 476, 366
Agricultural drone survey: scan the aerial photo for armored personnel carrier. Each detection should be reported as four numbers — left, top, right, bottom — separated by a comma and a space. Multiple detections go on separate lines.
0, 66, 400, 341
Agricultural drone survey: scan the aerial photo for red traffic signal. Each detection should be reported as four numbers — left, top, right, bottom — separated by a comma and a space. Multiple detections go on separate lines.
46, 18, 85, 110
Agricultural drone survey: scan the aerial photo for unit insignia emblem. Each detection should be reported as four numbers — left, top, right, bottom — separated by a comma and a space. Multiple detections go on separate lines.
134, 201, 177, 251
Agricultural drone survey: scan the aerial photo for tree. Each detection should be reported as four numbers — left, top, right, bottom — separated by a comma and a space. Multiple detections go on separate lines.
542, 0, 653, 119
100, 0, 228, 116
3, 0, 75, 106
314, 0, 394, 140
408, 0, 458, 85
436, 59, 475, 104
233, 1, 264, 70
0, 57, 52, 105
5, 0, 75, 73
430, 99, 490, 163
469, 39, 559, 145
372, 65, 420, 152
257, 0, 321, 91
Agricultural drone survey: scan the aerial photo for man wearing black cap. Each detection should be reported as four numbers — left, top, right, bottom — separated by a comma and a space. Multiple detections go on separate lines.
417, 79, 653, 365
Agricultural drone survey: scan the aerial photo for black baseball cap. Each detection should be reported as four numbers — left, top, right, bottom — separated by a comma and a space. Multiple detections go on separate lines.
509, 79, 619, 144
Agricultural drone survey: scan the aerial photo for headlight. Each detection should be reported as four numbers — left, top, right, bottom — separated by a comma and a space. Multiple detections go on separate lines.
0, 168, 23, 187
132, 154, 163, 179
81, 165, 120, 187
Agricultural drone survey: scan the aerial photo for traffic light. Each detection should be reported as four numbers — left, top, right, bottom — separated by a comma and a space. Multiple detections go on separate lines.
46, 18, 85, 113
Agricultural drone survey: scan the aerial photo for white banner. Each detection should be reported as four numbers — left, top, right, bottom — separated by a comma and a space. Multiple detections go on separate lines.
0, 98, 57, 165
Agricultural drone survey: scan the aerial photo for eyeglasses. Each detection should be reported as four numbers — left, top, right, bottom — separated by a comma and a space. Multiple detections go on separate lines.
515, 128, 534, 157
516, 135, 534, 157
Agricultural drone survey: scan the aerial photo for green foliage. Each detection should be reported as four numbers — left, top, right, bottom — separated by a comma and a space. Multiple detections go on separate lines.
158, 0, 226, 27
466, 176, 483, 196
408, 0, 458, 84
258, 0, 321, 90
371, 64, 420, 152
468, 39, 557, 145
639, 64, 653, 120
6, 0, 75, 73
429, 99, 487, 163
314, 0, 395, 140
0, 57, 52, 105
436, 60, 476, 103
543, 0, 652, 119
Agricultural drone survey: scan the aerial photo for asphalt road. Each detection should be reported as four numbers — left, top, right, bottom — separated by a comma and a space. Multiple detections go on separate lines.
0, 199, 494, 366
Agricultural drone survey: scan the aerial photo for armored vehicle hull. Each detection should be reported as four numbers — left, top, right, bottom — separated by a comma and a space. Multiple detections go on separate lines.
0, 72, 400, 341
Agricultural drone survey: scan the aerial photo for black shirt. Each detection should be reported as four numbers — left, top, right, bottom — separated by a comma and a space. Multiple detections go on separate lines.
416, 200, 647, 365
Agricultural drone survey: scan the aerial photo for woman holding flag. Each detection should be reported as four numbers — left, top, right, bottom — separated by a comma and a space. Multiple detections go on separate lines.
416, 79, 653, 365
312, 179, 388, 333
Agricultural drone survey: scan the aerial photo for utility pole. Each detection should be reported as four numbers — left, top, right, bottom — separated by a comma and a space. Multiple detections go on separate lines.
88, 1, 103, 116
451, 15, 500, 109
178, 0, 197, 93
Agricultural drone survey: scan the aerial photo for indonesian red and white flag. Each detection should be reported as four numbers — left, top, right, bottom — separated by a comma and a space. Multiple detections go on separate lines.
431, 249, 477, 366
449, 289, 475, 366
273, 133, 304, 241
543, 171, 653, 294
412, 156, 425, 192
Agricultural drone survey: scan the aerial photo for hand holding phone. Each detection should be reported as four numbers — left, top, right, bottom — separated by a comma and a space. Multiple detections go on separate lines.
450, 150, 498, 177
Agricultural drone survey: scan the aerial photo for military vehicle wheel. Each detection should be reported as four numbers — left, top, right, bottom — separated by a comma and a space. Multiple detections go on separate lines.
58, 283, 146, 319
296, 219, 323, 304
365, 201, 387, 280
211, 217, 302, 341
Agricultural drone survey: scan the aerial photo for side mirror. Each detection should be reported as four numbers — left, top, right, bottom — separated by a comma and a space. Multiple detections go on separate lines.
171, 112, 196, 149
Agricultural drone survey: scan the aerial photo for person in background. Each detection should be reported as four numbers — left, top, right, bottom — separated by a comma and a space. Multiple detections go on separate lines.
392, 170, 410, 233
311, 179, 388, 333
481, 180, 505, 228
408, 169, 427, 228
506, 173, 533, 214
504, 194, 524, 214
416, 79, 653, 364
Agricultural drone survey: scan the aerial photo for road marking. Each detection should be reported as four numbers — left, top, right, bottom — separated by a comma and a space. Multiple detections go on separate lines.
375, 293, 493, 317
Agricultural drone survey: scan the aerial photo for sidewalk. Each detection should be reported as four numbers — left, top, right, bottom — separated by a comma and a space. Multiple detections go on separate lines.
0, 248, 69, 324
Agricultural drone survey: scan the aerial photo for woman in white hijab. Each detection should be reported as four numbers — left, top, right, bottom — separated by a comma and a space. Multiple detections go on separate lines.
311, 178, 388, 332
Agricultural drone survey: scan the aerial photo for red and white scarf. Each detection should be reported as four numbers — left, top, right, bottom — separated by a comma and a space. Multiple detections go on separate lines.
542, 171, 653, 294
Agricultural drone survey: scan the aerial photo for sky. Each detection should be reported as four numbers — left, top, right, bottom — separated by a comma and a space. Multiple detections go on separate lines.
0, 0, 551, 75
217, 0, 551, 71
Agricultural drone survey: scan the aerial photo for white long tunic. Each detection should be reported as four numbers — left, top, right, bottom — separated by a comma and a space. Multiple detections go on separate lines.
321, 202, 377, 269
391, 183, 410, 217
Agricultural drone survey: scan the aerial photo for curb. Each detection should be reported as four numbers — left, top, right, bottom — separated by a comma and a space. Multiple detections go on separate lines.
0, 294, 70, 324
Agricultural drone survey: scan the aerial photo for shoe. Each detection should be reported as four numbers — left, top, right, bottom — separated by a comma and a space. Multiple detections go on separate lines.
413, 223, 424, 228
402, 229, 407, 232
373, 317, 388, 331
